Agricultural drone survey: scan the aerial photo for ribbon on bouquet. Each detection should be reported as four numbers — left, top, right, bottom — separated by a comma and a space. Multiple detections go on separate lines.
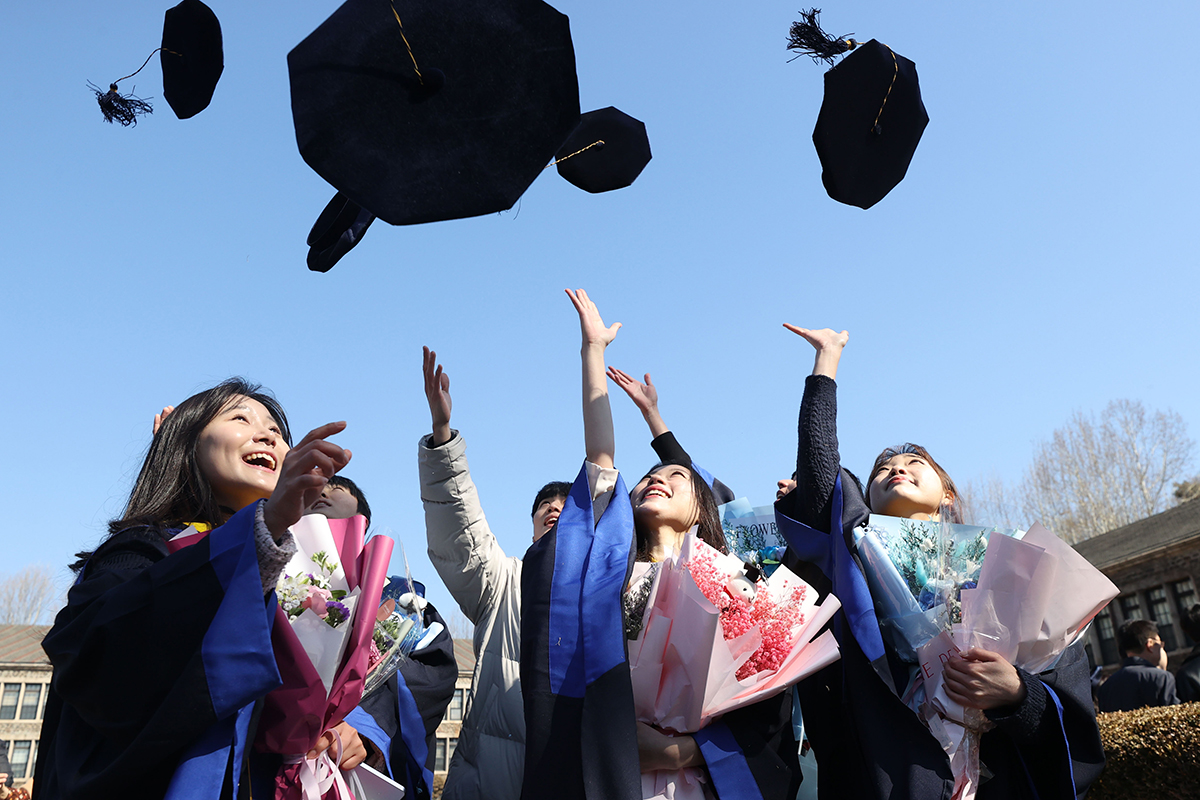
280, 728, 353, 800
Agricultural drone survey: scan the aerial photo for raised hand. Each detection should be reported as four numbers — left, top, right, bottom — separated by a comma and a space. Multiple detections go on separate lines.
152, 405, 175, 435
783, 324, 849, 379
423, 346, 453, 446
567, 288, 621, 349
263, 421, 352, 540
607, 367, 668, 438
942, 648, 1026, 711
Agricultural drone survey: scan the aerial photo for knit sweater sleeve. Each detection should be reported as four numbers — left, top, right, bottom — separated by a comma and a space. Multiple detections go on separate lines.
777, 374, 842, 531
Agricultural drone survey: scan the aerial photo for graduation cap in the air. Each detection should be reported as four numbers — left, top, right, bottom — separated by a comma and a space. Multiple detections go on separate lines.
90, 0, 224, 126
787, 9, 928, 209
288, 0, 581, 227
554, 107, 652, 194
306, 193, 377, 273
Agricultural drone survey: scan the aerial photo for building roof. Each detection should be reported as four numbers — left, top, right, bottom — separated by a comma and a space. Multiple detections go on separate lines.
0, 625, 51, 666
452, 638, 476, 675
1073, 499, 1200, 570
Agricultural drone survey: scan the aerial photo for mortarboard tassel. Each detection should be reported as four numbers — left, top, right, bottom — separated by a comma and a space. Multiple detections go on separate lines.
787, 8, 858, 66
89, 48, 179, 127
90, 82, 154, 126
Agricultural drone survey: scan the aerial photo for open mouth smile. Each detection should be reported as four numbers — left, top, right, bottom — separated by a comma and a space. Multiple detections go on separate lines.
243, 452, 278, 472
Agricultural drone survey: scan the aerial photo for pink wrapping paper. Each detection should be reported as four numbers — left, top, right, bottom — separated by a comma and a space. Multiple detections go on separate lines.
256, 515, 394, 800
629, 533, 841, 734
919, 523, 1118, 800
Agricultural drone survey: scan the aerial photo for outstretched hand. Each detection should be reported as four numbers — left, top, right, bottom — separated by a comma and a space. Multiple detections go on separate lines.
942, 648, 1026, 711
567, 288, 620, 348
423, 346, 453, 446
607, 368, 658, 414
152, 405, 175, 435
783, 324, 849, 379
263, 422, 352, 540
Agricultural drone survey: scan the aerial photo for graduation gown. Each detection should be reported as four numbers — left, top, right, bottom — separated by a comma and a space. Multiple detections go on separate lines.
520, 462, 803, 800
776, 374, 1105, 800
35, 503, 281, 800
347, 600, 459, 800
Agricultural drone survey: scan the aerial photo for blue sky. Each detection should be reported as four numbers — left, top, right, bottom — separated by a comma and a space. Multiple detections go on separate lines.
3, 1, 1198, 624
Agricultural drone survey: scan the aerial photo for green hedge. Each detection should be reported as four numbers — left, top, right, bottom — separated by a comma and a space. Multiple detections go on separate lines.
1089, 703, 1200, 799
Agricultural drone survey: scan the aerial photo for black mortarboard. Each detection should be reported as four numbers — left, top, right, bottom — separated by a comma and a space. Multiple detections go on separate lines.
788, 10, 929, 209
288, 0, 581, 226
89, 0, 224, 126
161, 0, 225, 120
306, 193, 376, 273
555, 107, 652, 194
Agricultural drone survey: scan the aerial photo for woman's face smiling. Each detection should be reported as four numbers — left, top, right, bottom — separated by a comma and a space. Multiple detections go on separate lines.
868, 453, 951, 520
632, 464, 698, 533
197, 396, 290, 513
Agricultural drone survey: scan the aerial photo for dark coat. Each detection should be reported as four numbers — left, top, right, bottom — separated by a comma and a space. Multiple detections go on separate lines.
1176, 646, 1200, 703
777, 375, 1105, 800
1097, 656, 1180, 712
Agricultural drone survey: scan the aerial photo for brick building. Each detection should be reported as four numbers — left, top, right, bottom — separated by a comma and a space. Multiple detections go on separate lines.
0, 625, 52, 791
1073, 499, 1200, 671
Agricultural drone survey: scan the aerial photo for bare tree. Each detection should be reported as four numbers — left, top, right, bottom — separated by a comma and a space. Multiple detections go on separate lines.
446, 610, 475, 642
1018, 400, 1195, 544
1175, 476, 1200, 505
0, 564, 64, 625
962, 473, 1024, 530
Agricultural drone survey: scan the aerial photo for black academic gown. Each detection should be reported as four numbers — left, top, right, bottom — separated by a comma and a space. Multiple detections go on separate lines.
520, 461, 803, 800
35, 503, 281, 800
346, 601, 458, 800
776, 374, 1105, 800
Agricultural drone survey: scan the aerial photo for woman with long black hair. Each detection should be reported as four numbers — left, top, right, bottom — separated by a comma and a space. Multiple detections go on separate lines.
35, 378, 356, 799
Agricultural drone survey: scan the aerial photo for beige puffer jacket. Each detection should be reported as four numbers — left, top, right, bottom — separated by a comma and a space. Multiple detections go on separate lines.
420, 432, 617, 800
420, 432, 526, 800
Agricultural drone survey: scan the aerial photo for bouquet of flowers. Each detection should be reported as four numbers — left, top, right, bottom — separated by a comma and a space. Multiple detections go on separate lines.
719, 498, 789, 577
855, 516, 1118, 800
363, 581, 429, 697
627, 532, 841, 800
256, 514, 394, 800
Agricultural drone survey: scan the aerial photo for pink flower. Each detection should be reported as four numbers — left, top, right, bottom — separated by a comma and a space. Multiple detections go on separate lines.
301, 586, 333, 618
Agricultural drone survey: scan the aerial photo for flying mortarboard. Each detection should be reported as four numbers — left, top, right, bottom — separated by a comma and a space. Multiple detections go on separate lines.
90, 0, 224, 126
288, 0, 582, 227
787, 9, 929, 209
306, 193, 377, 273
554, 107, 652, 194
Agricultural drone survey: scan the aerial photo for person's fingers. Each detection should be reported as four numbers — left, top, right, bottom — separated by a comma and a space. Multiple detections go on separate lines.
440, 371, 450, 393
782, 323, 807, 336
292, 421, 347, 450
644, 373, 654, 388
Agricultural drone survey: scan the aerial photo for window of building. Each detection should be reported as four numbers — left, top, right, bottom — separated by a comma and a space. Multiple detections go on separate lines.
1094, 606, 1120, 665
447, 688, 464, 721
435, 738, 447, 772
20, 683, 42, 720
10, 739, 31, 779
0, 683, 19, 720
447, 737, 458, 764
1173, 578, 1197, 646
1120, 594, 1142, 622
1147, 586, 1178, 651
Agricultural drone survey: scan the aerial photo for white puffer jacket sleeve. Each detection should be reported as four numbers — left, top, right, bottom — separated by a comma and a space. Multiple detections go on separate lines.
420, 431, 514, 626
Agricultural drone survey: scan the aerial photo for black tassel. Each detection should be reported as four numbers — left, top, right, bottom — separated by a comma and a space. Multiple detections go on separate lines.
787, 8, 858, 66
91, 81, 154, 126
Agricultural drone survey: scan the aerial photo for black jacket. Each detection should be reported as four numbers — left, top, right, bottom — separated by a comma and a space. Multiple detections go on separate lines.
1177, 646, 1200, 703
1097, 656, 1180, 712
777, 375, 1105, 800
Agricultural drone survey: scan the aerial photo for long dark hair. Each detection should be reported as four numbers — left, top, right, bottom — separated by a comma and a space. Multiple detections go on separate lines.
71, 378, 291, 572
633, 463, 728, 561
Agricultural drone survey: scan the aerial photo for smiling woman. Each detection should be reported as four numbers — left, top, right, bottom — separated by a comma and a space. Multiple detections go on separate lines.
36, 378, 357, 799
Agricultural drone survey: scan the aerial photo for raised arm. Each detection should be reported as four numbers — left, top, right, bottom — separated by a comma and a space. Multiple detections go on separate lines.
607, 368, 668, 438
567, 289, 619, 470
777, 326, 850, 529
419, 346, 511, 625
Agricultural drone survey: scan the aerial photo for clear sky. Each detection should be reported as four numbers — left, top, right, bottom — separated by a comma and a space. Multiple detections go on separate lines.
3, 0, 1198, 624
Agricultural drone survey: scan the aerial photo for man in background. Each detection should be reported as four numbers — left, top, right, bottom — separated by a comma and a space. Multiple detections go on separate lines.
1097, 619, 1180, 712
